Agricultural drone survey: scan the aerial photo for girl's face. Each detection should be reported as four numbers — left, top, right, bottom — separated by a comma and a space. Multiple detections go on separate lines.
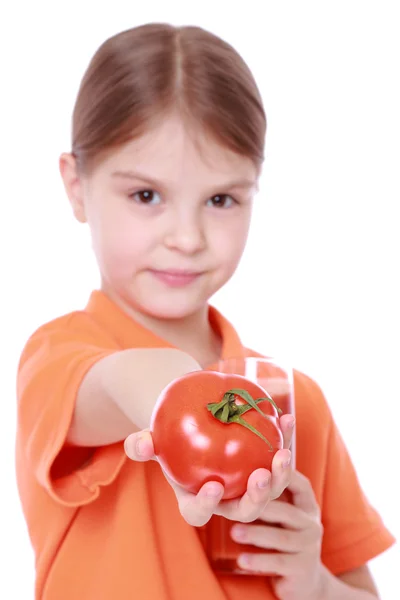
63, 114, 258, 321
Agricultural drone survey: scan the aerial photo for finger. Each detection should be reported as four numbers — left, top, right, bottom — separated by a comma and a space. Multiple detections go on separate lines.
269, 449, 292, 499
176, 480, 224, 527
237, 551, 295, 575
124, 430, 156, 462
286, 470, 320, 516
125, 435, 225, 527
259, 499, 311, 530
215, 468, 272, 522
279, 413, 295, 450
231, 523, 303, 553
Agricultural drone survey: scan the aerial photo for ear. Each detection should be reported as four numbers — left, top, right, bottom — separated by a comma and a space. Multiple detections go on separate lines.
59, 153, 87, 223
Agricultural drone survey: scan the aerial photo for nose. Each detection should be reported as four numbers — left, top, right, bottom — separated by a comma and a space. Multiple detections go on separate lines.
164, 208, 206, 255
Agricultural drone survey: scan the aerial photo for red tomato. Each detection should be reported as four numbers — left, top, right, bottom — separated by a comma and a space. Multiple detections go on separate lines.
150, 370, 283, 500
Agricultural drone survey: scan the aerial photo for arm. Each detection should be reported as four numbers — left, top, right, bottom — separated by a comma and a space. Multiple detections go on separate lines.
18, 327, 294, 524
67, 344, 294, 527
66, 348, 201, 446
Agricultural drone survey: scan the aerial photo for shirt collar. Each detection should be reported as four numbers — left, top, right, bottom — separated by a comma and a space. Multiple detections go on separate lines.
86, 290, 245, 361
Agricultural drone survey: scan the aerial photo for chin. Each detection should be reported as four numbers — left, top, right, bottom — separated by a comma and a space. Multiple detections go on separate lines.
139, 301, 203, 321
114, 277, 225, 321
132, 289, 211, 320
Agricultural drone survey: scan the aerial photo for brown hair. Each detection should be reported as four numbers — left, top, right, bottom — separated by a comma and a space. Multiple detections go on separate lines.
71, 23, 266, 174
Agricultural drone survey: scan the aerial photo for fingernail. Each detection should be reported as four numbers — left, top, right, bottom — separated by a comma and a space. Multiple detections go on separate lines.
257, 475, 270, 489
282, 458, 291, 468
135, 436, 144, 457
288, 417, 296, 428
232, 525, 247, 541
238, 554, 251, 568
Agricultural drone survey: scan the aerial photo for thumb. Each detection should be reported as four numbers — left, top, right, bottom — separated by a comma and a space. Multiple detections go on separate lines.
124, 429, 155, 462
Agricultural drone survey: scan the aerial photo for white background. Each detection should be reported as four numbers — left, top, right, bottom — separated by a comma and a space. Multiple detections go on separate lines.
1, 1, 399, 598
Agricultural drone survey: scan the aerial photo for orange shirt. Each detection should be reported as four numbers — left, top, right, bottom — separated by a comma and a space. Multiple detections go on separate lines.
16, 290, 395, 599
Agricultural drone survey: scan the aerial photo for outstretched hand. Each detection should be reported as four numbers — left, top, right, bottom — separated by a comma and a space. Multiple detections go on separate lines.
124, 413, 295, 527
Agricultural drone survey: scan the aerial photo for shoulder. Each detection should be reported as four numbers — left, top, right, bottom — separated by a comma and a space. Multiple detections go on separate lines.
292, 368, 332, 424
18, 309, 117, 369
21, 310, 104, 345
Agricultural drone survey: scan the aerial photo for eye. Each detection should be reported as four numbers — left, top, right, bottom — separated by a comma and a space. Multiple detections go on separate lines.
130, 189, 161, 205
207, 194, 237, 209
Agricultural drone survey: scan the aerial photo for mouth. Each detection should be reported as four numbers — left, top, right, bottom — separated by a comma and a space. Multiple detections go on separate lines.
149, 269, 204, 287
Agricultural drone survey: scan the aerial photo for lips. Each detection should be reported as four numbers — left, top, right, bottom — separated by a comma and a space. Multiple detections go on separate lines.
149, 269, 203, 287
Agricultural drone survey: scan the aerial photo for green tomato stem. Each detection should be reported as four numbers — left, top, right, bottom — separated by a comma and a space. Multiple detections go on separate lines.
230, 415, 274, 450
206, 388, 280, 451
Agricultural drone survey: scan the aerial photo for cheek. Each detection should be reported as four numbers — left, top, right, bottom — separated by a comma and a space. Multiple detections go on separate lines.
211, 215, 251, 269
89, 213, 151, 277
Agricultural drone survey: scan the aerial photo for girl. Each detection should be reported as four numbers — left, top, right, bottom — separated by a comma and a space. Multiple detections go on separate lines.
16, 23, 394, 600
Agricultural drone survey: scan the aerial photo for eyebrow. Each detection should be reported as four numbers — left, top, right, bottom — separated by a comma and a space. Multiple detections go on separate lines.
111, 170, 257, 191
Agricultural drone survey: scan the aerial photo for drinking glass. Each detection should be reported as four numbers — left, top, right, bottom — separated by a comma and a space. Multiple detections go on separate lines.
198, 357, 296, 575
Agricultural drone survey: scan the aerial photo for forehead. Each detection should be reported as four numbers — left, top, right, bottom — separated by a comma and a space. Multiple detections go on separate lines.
98, 114, 258, 186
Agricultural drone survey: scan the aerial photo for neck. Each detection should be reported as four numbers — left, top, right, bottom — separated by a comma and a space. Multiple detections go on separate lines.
102, 289, 222, 367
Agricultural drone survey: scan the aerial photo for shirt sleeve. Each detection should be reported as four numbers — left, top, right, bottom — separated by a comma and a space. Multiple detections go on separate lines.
16, 313, 127, 508
320, 412, 396, 574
